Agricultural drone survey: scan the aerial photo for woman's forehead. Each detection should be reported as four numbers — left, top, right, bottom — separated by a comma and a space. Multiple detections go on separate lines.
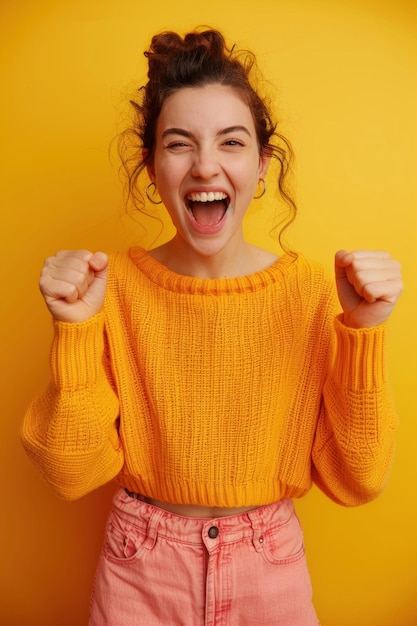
157, 84, 255, 134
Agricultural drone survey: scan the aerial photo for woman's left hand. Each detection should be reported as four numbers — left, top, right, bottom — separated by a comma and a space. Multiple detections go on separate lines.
334, 250, 403, 328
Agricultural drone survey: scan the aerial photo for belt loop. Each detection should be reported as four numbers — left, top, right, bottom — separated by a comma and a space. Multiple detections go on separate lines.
247, 508, 265, 553
144, 507, 164, 550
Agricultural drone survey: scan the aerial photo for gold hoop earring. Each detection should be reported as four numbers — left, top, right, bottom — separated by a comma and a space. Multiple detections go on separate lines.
253, 178, 266, 199
146, 182, 163, 205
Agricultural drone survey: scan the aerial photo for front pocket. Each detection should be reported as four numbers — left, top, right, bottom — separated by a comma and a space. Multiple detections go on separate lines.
103, 515, 148, 564
260, 512, 305, 565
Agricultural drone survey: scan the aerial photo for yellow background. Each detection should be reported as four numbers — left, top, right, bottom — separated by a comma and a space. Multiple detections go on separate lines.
1, 1, 416, 624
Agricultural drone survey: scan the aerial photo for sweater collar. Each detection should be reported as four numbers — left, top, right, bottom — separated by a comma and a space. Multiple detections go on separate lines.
128, 247, 297, 295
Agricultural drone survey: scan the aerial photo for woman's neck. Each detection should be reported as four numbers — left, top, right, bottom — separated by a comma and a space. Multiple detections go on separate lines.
148, 237, 278, 279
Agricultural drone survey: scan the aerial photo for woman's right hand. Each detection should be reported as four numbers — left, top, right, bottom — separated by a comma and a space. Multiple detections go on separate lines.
39, 250, 109, 323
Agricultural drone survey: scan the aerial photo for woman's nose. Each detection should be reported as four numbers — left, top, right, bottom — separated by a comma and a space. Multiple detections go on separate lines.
191, 148, 221, 179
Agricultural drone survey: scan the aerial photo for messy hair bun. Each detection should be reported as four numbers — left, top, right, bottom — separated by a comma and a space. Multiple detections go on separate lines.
141, 29, 276, 156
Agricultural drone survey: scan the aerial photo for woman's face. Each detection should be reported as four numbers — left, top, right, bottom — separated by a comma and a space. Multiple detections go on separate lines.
147, 83, 269, 260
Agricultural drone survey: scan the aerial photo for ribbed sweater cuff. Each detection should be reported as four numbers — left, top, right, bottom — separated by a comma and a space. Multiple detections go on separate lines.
50, 313, 105, 389
333, 314, 387, 390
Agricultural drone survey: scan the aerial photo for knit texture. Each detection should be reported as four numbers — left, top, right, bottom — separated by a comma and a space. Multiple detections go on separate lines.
21, 248, 398, 505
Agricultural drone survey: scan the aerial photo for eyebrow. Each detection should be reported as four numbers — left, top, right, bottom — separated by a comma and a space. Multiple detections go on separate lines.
161, 125, 252, 140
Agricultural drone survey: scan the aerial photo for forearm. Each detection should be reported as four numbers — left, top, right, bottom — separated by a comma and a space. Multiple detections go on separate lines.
312, 316, 398, 505
21, 313, 124, 499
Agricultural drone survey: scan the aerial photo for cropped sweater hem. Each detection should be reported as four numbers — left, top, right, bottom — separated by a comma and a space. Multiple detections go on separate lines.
118, 476, 309, 508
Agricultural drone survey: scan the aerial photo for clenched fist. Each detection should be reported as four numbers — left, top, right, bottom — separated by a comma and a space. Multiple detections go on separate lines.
335, 250, 403, 328
39, 250, 108, 323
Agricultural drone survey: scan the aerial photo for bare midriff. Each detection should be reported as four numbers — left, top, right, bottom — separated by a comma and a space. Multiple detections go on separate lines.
146, 497, 259, 519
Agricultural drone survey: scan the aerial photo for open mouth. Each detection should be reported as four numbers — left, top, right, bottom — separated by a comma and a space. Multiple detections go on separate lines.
186, 191, 230, 226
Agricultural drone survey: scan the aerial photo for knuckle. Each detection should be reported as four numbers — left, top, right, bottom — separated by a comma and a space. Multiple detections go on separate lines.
72, 271, 88, 291
42, 256, 56, 270
67, 283, 79, 298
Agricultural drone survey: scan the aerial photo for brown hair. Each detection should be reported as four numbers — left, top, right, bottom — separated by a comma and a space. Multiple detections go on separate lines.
118, 28, 297, 248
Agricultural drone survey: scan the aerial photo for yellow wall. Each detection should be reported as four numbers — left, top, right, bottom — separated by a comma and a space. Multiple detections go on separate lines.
1, 1, 416, 624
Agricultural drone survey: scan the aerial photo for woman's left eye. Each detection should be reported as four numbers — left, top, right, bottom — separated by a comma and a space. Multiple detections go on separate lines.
224, 139, 245, 147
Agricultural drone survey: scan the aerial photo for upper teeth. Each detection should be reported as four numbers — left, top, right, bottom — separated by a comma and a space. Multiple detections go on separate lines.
188, 191, 227, 202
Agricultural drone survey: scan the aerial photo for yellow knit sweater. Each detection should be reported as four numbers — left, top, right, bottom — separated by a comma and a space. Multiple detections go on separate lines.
21, 248, 398, 506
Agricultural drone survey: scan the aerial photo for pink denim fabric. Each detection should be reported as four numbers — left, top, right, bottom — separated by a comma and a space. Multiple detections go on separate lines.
89, 488, 319, 625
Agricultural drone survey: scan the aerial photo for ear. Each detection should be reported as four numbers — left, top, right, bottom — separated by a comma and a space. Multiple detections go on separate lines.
143, 149, 156, 183
146, 164, 156, 184
258, 153, 270, 179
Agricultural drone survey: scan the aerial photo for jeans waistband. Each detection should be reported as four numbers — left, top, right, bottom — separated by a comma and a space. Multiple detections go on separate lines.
117, 488, 295, 547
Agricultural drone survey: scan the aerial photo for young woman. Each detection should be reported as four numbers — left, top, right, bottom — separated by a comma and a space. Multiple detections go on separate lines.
21, 29, 402, 625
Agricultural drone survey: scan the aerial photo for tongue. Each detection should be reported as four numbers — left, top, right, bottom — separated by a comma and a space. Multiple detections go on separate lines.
191, 201, 226, 226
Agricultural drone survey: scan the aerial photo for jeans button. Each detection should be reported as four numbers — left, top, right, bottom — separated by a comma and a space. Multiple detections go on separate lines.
208, 525, 219, 539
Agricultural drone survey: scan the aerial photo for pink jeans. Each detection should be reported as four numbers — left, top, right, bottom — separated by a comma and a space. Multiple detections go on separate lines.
89, 489, 319, 625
